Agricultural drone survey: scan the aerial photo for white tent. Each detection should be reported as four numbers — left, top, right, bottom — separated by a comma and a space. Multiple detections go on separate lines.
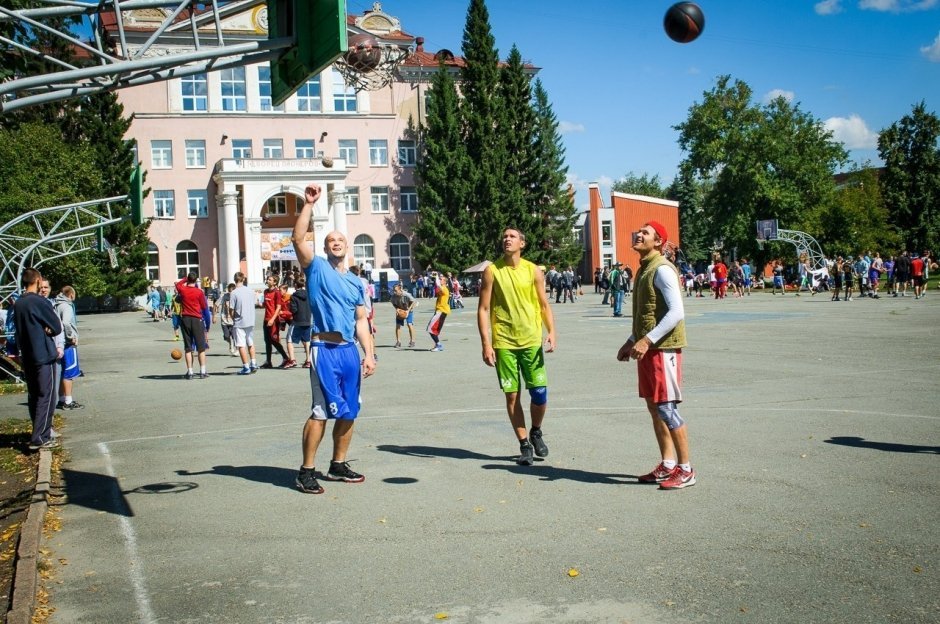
463, 260, 492, 273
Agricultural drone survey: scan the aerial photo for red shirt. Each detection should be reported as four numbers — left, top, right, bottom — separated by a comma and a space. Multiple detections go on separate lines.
911, 258, 925, 277
714, 262, 728, 280
175, 279, 208, 318
263, 287, 281, 321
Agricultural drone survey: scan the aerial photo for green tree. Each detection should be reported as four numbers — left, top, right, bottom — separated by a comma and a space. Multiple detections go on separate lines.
460, 0, 507, 255
877, 101, 940, 252
817, 166, 898, 258
497, 45, 536, 250
667, 173, 711, 265
612, 172, 668, 198
413, 64, 477, 274
529, 79, 580, 268
675, 75, 847, 261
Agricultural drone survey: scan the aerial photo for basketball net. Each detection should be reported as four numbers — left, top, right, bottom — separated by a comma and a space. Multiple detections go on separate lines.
333, 41, 412, 92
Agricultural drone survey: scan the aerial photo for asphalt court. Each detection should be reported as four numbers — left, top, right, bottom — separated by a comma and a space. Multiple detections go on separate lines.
6, 290, 938, 623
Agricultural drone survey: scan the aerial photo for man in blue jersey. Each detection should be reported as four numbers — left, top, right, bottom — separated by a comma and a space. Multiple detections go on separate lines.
291, 184, 377, 494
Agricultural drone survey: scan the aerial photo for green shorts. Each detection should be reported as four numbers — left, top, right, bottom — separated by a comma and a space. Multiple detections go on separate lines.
495, 346, 547, 393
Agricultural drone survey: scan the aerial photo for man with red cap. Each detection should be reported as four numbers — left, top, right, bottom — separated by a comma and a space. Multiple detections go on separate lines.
616, 220, 696, 489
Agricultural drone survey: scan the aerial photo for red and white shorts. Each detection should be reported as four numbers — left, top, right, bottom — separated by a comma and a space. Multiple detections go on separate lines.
637, 348, 683, 403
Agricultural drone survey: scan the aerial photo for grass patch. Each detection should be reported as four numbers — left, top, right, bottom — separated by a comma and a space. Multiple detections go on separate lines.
0, 381, 25, 396
0, 417, 34, 474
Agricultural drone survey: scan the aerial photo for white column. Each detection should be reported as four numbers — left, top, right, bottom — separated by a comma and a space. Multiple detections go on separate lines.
245, 217, 264, 285
217, 191, 241, 282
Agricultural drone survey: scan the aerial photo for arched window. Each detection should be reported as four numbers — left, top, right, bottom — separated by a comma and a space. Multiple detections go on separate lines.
146, 242, 160, 281
389, 234, 411, 273
353, 234, 375, 267
175, 240, 199, 279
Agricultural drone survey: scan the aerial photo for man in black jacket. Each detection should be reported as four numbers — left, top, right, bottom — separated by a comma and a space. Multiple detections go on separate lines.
14, 268, 63, 450
288, 276, 312, 368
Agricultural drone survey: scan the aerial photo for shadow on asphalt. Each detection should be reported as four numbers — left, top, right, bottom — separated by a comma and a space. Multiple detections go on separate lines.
60, 468, 134, 517
824, 436, 940, 454
481, 464, 640, 485
376, 444, 514, 462
176, 465, 297, 490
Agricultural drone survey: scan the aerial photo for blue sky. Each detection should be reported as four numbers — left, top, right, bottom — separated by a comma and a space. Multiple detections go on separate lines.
350, 0, 940, 210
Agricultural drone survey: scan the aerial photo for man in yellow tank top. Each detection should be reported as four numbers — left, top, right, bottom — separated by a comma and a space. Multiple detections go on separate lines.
477, 227, 557, 465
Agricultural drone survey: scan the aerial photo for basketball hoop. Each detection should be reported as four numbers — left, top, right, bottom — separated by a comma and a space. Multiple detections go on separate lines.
333, 33, 413, 92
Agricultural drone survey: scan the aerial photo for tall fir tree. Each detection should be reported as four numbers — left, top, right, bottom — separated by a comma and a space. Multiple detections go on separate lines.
460, 0, 508, 256
530, 79, 580, 268
413, 64, 477, 274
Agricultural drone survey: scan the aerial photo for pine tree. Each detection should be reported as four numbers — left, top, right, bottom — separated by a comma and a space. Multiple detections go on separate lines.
460, 0, 507, 257
413, 64, 477, 274
530, 79, 580, 268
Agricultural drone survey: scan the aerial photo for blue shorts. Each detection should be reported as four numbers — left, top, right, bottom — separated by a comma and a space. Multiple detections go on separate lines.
395, 311, 414, 326
291, 325, 312, 344
308, 341, 361, 421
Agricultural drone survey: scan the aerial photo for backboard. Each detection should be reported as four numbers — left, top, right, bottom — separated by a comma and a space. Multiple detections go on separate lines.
269, 0, 348, 107
755, 218, 779, 242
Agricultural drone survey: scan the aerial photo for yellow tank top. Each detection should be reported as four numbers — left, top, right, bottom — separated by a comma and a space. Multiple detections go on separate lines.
490, 258, 542, 349
435, 284, 450, 314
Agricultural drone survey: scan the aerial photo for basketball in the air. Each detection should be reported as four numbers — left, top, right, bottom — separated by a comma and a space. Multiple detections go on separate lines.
170, 348, 182, 361
344, 33, 382, 72
664, 2, 705, 43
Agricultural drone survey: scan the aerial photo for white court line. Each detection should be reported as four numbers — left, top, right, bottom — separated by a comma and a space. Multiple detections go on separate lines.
97, 442, 157, 624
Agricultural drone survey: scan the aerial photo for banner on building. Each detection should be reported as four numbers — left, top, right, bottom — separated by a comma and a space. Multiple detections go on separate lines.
261, 231, 314, 261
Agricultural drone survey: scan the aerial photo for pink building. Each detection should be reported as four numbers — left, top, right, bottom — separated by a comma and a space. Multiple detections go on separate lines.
110, 2, 452, 288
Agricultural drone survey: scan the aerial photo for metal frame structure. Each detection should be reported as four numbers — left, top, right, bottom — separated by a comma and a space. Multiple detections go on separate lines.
0, 0, 295, 113
758, 228, 827, 272
0, 196, 126, 307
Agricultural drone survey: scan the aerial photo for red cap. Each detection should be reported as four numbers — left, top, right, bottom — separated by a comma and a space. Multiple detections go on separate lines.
645, 220, 668, 245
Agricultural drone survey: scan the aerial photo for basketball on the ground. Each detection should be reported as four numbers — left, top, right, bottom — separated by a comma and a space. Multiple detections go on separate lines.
170, 348, 182, 361
664, 2, 705, 43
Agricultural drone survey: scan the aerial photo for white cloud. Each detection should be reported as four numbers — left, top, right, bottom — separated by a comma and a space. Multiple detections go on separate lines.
596, 175, 614, 188
558, 121, 585, 134
824, 114, 879, 149
859, 0, 938, 12
815, 0, 844, 15
763, 89, 795, 104
921, 31, 940, 61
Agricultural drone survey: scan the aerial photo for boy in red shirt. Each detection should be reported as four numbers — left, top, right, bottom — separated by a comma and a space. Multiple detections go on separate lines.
175, 272, 210, 379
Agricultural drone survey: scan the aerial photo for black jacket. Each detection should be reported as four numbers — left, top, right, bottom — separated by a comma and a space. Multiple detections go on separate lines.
13, 292, 62, 366
289, 288, 312, 328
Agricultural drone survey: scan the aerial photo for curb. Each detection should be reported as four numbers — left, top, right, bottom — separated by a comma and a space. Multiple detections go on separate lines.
6, 448, 52, 624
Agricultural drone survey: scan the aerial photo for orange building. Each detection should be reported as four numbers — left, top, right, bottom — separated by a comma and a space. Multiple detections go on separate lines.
585, 183, 680, 281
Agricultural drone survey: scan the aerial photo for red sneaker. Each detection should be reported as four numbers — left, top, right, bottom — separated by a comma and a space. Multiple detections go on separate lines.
659, 467, 696, 490
638, 462, 677, 483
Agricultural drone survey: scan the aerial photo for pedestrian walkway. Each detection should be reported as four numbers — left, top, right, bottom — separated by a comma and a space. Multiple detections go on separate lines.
6, 293, 938, 623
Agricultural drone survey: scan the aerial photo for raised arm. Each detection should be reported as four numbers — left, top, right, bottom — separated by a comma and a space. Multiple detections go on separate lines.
292, 185, 322, 269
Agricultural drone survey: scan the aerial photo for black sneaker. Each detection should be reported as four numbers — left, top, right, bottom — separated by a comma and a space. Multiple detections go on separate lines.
56, 402, 66, 410
183, 371, 193, 380
517, 442, 535, 466
64, 401, 84, 410
530, 428, 549, 457
324, 461, 365, 483
295, 467, 324, 494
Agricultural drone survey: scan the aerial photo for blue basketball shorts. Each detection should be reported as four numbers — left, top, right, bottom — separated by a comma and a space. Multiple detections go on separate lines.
308, 341, 362, 421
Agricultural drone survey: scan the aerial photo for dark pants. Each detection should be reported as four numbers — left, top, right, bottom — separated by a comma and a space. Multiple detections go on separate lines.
25, 362, 56, 446
264, 322, 288, 363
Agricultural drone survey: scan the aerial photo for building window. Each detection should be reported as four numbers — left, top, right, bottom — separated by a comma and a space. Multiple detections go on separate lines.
257, 66, 283, 112
187, 190, 208, 218
370, 186, 390, 213
220, 67, 247, 111
400, 186, 418, 213
185, 139, 206, 168
181, 73, 208, 111
232, 139, 252, 159
296, 77, 321, 112
601, 220, 612, 245
369, 139, 388, 166
398, 140, 416, 166
176, 240, 199, 279
332, 69, 357, 112
266, 194, 287, 216
344, 187, 359, 214
146, 242, 160, 281
153, 190, 175, 219
389, 233, 412, 273
295, 139, 315, 159
338, 139, 358, 166
263, 139, 283, 159
151, 140, 172, 169
602, 253, 613, 268
353, 234, 375, 268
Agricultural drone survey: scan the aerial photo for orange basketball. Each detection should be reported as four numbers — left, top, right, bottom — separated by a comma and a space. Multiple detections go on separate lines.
170, 348, 183, 361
